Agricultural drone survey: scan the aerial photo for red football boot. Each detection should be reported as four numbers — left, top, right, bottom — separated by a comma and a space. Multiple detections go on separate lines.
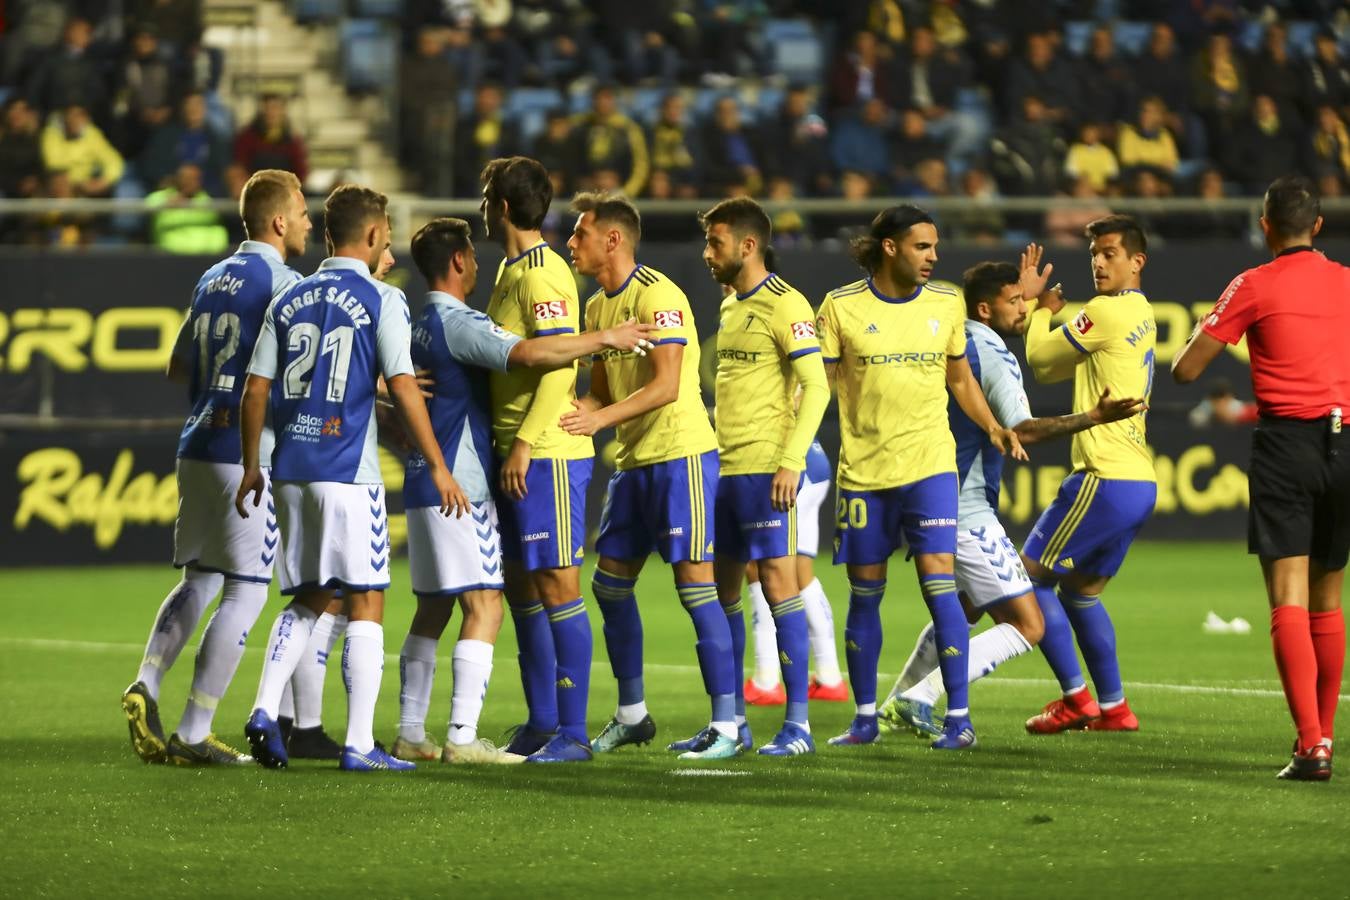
744, 677, 786, 706
1087, 698, 1139, 731
1025, 686, 1101, 734
807, 675, 849, 702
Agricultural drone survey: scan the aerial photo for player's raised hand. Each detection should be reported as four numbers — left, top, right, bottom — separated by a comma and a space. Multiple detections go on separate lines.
500, 438, 531, 500
1090, 386, 1148, 424
433, 465, 470, 518
235, 467, 266, 518
559, 398, 603, 436
414, 367, 436, 399
1019, 242, 1054, 301
990, 426, 1029, 462
770, 466, 800, 512
603, 318, 658, 357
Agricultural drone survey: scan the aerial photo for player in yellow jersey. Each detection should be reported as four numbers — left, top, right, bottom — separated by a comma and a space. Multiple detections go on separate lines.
698, 197, 830, 757
816, 205, 1026, 751
479, 157, 595, 763
558, 193, 739, 760
1020, 218, 1158, 735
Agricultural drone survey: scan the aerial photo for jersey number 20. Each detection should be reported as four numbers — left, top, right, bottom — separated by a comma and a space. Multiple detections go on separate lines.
283, 323, 354, 402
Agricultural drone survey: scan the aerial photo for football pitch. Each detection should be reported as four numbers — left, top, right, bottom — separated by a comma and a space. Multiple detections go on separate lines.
3, 541, 1347, 897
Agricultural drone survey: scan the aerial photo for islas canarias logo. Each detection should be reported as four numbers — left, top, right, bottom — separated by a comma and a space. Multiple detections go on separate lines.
322, 416, 342, 437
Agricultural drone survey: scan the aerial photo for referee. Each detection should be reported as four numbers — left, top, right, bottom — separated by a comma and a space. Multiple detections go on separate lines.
1173, 175, 1350, 781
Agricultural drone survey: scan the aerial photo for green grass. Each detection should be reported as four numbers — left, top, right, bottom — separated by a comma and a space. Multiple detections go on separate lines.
2, 542, 1348, 896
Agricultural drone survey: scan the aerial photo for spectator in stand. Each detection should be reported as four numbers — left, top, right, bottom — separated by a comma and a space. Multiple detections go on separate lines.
570, 84, 648, 196
827, 30, 897, 112
233, 94, 308, 184
1188, 379, 1259, 428
176, 34, 224, 96
517, 0, 590, 87
1, 0, 68, 87
586, 1, 681, 84
1118, 96, 1180, 186
0, 98, 44, 199
1004, 31, 1079, 126
1191, 31, 1248, 148
908, 157, 950, 199
701, 94, 763, 196
648, 93, 697, 193
1075, 26, 1135, 128
399, 27, 459, 197
35, 169, 96, 246
989, 94, 1064, 196
453, 83, 520, 195
759, 85, 832, 197
1307, 105, 1350, 191
118, 24, 175, 158
1224, 93, 1299, 195
1247, 21, 1303, 129
829, 97, 892, 186
532, 111, 577, 195
41, 104, 124, 196
1133, 24, 1192, 147
765, 176, 807, 246
131, 0, 204, 53
1044, 176, 1111, 245
1065, 121, 1119, 194
145, 161, 228, 254
1300, 30, 1350, 122
26, 17, 106, 121
1171, 166, 1245, 239
475, 0, 529, 89
947, 167, 1005, 245
698, 1, 769, 80
895, 25, 980, 164
891, 106, 944, 180
221, 160, 250, 243
138, 91, 228, 193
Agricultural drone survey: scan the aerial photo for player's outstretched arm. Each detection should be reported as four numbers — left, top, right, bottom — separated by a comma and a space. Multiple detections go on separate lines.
1023, 287, 1079, 384
560, 342, 681, 437
1013, 387, 1147, 445
510, 318, 657, 369
387, 373, 469, 518
234, 374, 271, 518
1171, 325, 1226, 384
948, 355, 1028, 461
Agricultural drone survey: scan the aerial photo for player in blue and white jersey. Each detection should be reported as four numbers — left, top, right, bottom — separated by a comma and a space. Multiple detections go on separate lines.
121, 169, 310, 767
389, 218, 654, 764
237, 184, 468, 773
878, 258, 1144, 736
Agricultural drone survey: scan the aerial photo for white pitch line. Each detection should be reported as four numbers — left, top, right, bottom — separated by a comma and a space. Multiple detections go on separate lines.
669, 769, 752, 777
6, 637, 1346, 702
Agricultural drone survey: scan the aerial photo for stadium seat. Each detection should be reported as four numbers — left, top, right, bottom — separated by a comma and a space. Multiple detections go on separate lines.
290, 0, 343, 23
1286, 21, 1319, 58
505, 88, 565, 142
353, 0, 403, 16
1235, 18, 1265, 53
1063, 21, 1095, 57
1112, 21, 1152, 55
755, 86, 786, 119
340, 20, 397, 93
763, 19, 824, 85
628, 87, 669, 126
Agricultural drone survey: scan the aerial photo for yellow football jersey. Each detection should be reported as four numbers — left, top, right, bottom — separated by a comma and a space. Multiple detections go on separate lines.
1025, 290, 1156, 481
716, 274, 823, 475
486, 242, 593, 460
817, 278, 966, 491
584, 265, 716, 470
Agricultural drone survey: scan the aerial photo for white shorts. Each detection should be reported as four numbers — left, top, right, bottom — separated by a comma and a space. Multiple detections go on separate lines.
407, 500, 506, 596
796, 476, 829, 558
955, 521, 1034, 609
274, 481, 390, 595
173, 459, 276, 584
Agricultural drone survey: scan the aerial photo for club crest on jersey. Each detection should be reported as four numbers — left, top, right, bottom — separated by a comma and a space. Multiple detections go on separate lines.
654, 309, 684, 328
533, 300, 568, 321
791, 320, 816, 340
1073, 310, 1095, 334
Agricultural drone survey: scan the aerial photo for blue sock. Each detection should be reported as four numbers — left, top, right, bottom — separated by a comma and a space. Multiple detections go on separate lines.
509, 601, 557, 732
592, 568, 644, 706
678, 582, 735, 721
920, 574, 969, 715
1060, 589, 1123, 703
771, 595, 810, 726
546, 598, 592, 743
1033, 582, 1086, 693
844, 577, 886, 707
724, 599, 747, 717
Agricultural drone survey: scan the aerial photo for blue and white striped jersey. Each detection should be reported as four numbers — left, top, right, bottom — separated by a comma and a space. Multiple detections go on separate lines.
950, 321, 1032, 530
405, 291, 522, 508
176, 241, 301, 466
247, 257, 414, 484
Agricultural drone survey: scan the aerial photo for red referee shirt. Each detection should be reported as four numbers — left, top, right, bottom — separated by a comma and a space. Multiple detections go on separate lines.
1202, 246, 1350, 420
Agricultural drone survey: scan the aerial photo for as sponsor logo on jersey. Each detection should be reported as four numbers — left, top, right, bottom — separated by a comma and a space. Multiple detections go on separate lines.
919, 517, 957, 528
855, 351, 944, 366
1072, 310, 1094, 334
533, 300, 568, 321
653, 309, 684, 329
791, 320, 816, 340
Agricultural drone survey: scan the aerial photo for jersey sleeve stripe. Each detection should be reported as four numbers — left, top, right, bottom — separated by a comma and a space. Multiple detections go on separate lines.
535, 326, 575, 336
653, 337, 687, 346
787, 346, 821, 359
1059, 323, 1089, 354
822, 355, 840, 363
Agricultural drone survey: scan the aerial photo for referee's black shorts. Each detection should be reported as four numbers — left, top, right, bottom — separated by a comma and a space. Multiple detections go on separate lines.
1248, 416, 1350, 569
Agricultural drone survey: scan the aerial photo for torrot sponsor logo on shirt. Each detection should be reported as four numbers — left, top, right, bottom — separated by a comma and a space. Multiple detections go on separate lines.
654, 309, 684, 328
791, 320, 816, 339
533, 300, 567, 321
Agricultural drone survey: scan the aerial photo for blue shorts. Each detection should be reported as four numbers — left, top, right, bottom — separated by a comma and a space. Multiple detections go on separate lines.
1023, 472, 1157, 578
715, 472, 804, 562
832, 472, 959, 565
596, 450, 718, 563
496, 457, 592, 571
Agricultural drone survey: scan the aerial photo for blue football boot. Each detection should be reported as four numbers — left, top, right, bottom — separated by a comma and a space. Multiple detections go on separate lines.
738, 721, 753, 752
525, 733, 594, 763
503, 723, 555, 757
590, 715, 657, 754
677, 730, 741, 760
827, 713, 880, 746
667, 726, 715, 753
244, 708, 289, 769
340, 742, 417, 771
930, 714, 977, 750
757, 722, 816, 756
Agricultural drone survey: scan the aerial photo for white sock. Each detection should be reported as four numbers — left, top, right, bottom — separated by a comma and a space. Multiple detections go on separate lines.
902, 623, 1034, 705
136, 570, 224, 698
252, 603, 319, 717
801, 577, 842, 685
292, 612, 339, 729
712, 720, 737, 740
342, 619, 384, 754
177, 580, 269, 744
616, 702, 649, 725
279, 683, 295, 720
891, 622, 938, 700
748, 581, 779, 687
856, 702, 877, 716
398, 633, 439, 744
448, 638, 494, 744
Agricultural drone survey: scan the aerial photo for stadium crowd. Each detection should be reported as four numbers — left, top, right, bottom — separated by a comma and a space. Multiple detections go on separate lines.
1, 0, 1349, 248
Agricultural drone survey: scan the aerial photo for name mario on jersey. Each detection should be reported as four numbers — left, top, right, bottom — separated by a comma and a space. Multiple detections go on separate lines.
277, 286, 374, 329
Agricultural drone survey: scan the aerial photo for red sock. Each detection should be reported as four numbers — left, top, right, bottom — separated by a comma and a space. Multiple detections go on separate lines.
1310, 609, 1346, 742
1271, 606, 1322, 750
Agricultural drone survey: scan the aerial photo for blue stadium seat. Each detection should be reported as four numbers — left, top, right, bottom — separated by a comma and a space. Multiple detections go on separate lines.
1063, 21, 1095, 57
1112, 20, 1152, 55
290, 0, 343, 23
763, 19, 823, 84
505, 88, 565, 141
340, 20, 397, 92
755, 86, 785, 119
353, 0, 403, 15
1235, 18, 1265, 53
1286, 21, 1319, 59
691, 88, 725, 121
628, 87, 669, 126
